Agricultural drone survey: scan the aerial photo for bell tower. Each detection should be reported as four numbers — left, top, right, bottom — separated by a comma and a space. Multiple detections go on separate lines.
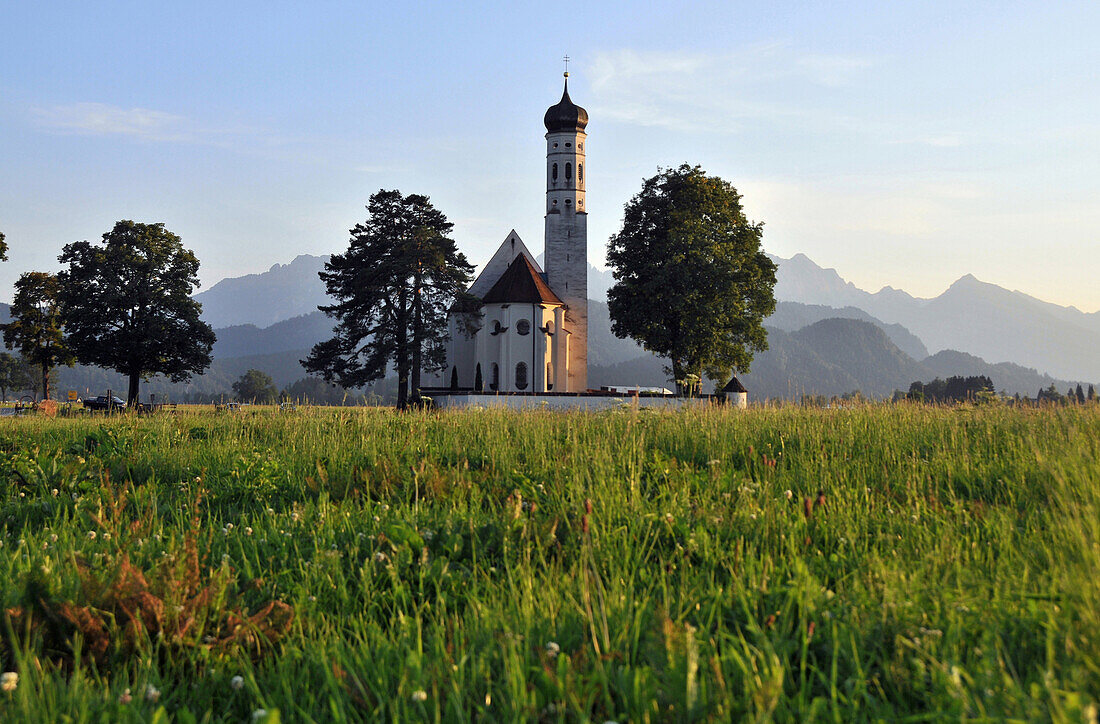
543, 68, 588, 391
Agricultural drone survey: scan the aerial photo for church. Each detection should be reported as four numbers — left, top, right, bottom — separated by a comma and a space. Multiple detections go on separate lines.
441, 73, 590, 394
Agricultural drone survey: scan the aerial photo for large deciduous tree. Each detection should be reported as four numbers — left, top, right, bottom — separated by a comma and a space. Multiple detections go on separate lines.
0, 353, 37, 402
232, 369, 278, 403
606, 164, 777, 393
57, 221, 216, 406
3, 272, 75, 400
304, 190, 474, 409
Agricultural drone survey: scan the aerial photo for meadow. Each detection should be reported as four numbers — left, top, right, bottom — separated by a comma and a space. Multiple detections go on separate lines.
0, 403, 1098, 722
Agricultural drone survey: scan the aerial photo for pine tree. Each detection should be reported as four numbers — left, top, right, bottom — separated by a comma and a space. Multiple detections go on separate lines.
304, 190, 474, 409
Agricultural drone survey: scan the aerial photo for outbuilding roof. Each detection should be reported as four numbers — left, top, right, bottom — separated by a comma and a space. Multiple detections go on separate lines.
480, 254, 563, 305
722, 376, 748, 393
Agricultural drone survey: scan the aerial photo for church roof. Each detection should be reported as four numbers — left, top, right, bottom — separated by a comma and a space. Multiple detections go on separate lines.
481, 255, 563, 305
544, 77, 588, 133
467, 230, 541, 299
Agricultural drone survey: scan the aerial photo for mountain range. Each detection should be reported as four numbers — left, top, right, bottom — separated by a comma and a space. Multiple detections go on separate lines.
4, 251, 1097, 402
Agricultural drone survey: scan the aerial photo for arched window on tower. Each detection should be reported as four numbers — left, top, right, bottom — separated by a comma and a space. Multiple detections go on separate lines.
546, 362, 554, 391
552, 163, 558, 181
515, 362, 528, 391
565, 162, 572, 180
578, 163, 583, 182
490, 363, 499, 391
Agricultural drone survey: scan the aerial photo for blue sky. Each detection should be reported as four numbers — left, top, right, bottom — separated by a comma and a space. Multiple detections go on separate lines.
2, 1, 1098, 310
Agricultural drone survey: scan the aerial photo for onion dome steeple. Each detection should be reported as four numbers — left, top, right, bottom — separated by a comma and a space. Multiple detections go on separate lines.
543, 73, 588, 133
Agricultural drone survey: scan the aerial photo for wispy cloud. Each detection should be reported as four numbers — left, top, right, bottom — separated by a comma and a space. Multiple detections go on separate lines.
588, 44, 873, 133
33, 102, 196, 141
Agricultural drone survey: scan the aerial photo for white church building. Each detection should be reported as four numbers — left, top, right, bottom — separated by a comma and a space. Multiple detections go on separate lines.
440, 73, 590, 394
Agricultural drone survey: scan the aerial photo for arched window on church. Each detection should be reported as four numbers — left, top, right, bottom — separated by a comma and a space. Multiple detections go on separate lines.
565, 162, 572, 181
515, 362, 528, 391
578, 163, 583, 182
546, 362, 554, 391
552, 163, 558, 181
490, 363, 499, 391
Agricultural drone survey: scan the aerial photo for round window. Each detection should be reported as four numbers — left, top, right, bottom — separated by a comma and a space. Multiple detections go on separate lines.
516, 319, 531, 336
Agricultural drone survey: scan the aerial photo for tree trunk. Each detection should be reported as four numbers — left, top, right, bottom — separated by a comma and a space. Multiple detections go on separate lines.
40, 362, 50, 401
128, 371, 140, 407
410, 269, 423, 406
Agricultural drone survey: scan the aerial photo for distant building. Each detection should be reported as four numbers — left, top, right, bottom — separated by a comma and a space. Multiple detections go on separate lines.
720, 377, 748, 408
442, 73, 589, 393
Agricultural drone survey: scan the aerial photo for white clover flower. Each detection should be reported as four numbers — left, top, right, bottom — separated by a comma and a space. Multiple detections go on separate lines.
546, 641, 560, 658
118, 687, 132, 704
381, 504, 390, 512
422, 530, 434, 541
144, 683, 160, 702
230, 675, 244, 690
221, 527, 229, 535
226, 523, 234, 531
373, 552, 387, 563
51, 489, 59, 497
411, 689, 428, 702
252, 709, 268, 721
373, 516, 380, 522
88, 531, 96, 540
103, 532, 111, 540
784, 489, 793, 499
1, 672, 17, 692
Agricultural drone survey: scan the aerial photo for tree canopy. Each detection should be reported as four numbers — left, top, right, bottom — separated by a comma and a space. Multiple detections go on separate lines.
908, 376, 994, 404
0, 352, 35, 402
606, 164, 777, 391
232, 369, 278, 403
0, 231, 7, 262
57, 221, 216, 406
2, 272, 75, 400
304, 190, 474, 409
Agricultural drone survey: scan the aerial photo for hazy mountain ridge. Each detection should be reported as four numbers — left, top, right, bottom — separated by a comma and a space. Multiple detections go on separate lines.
590, 318, 1092, 400
9, 250, 1098, 401
766, 301, 928, 360
194, 255, 331, 329
767, 255, 1100, 380
42, 312, 1093, 403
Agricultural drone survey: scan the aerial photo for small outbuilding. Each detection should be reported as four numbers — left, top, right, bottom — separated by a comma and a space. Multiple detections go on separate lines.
720, 377, 748, 409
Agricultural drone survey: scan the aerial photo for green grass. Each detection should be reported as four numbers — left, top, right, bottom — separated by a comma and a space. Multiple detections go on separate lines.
1, 404, 1098, 722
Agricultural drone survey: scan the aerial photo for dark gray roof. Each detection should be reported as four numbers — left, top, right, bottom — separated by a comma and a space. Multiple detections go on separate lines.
543, 78, 588, 133
481, 255, 564, 305
722, 376, 748, 393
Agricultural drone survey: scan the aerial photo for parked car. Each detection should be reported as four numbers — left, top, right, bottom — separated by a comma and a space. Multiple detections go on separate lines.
82, 395, 126, 411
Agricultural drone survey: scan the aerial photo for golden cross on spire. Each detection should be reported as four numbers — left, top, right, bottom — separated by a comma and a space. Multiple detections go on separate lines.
563, 54, 570, 77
